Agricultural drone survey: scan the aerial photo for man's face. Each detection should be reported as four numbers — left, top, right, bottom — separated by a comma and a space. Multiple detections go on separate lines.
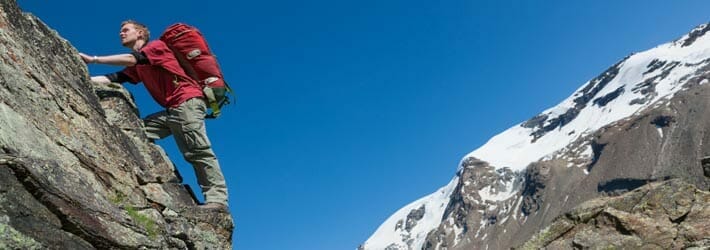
119, 24, 142, 47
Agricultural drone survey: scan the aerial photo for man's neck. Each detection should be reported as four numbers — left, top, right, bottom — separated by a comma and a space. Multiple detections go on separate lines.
131, 40, 146, 51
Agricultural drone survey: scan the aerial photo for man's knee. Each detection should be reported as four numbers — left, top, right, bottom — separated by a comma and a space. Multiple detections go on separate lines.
143, 111, 171, 140
180, 123, 213, 150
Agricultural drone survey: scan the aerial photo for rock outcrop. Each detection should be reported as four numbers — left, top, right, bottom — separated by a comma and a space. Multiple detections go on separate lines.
520, 179, 710, 249
0, 1, 233, 249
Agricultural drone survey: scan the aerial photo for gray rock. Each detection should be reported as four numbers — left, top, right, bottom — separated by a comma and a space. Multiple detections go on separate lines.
519, 179, 710, 249
0, 1, 234, 248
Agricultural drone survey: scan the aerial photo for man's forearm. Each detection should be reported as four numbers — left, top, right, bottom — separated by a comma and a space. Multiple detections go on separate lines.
92, 54, 138, 66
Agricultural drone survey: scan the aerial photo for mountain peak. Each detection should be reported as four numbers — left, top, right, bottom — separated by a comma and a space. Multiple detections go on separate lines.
676, 23, 710, 47
465, 22, 710, 172
363, 22, 710, 250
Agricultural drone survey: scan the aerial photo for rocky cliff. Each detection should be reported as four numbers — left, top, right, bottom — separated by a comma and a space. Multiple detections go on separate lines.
0, 1, 233, 249
362, 22, 710, 250
520, 179, 709, 249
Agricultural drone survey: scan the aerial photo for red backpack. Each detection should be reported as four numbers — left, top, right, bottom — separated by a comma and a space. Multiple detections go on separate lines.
160, 23, 233, 118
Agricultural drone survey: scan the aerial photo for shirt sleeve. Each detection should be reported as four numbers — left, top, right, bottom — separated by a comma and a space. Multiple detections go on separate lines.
119, 66, 140, 84
131, 51, 150, 65
141, 40, 175, 67
104, 71, 131, 83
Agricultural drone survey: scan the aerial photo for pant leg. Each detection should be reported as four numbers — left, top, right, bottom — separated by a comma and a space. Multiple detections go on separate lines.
143, 111, 172, 141
168, 98, 229, 205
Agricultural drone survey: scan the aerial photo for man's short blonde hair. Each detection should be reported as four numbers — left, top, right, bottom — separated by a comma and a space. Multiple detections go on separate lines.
121, 20, 150, 42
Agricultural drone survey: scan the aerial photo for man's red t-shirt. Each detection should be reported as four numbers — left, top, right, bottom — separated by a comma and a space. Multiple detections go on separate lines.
121, 40, 204, 108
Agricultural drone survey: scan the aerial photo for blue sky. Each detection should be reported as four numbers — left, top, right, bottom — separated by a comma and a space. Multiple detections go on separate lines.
16, 1, 710, 249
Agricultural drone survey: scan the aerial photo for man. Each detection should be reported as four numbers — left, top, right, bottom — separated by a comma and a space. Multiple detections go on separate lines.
80, 20, 228, 210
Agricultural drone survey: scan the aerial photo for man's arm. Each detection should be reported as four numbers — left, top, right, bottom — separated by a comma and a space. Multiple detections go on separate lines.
79, 52, 137, 66
90, 75, 111, 84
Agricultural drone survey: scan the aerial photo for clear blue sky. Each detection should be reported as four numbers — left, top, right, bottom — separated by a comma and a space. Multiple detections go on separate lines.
16, 1, 710, 249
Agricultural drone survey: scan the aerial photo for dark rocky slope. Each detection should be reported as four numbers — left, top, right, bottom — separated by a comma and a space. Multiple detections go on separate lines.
0, 1, 233, 249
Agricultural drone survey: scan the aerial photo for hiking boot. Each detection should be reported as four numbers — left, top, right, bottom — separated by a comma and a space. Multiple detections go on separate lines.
200, 202, 228, 211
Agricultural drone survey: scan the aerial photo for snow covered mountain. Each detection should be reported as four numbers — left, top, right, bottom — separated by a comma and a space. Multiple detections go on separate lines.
360, 23, 710, 250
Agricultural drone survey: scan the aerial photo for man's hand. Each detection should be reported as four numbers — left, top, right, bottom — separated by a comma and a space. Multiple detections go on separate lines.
79, 52, 95, 64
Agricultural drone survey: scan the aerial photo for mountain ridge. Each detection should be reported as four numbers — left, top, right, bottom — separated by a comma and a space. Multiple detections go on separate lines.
361, 22, 710, 250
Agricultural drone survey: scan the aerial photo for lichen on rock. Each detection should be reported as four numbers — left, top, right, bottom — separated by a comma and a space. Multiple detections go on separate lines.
0, 1, 234, 248
519, 179, 710, 249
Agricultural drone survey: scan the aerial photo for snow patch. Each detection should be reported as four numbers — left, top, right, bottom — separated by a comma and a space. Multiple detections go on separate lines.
478, 180, 517, 202
513, 196, 523, 220
500, 215, 509, 224
452, 221, 463, 246
462, 31, 710, 172
361, 177, 458, 250
580, 144, 593, 159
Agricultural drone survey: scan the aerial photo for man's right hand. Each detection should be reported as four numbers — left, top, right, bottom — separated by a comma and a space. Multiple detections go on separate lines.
79, 52, 94, 64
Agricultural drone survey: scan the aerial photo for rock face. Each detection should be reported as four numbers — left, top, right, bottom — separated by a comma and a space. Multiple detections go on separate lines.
520, 179, 710, 249
0, 1, 233, 249
363, 23, 710, 250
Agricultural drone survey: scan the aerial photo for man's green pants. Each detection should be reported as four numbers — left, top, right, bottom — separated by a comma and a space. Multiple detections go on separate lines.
143, 98, 228, 206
